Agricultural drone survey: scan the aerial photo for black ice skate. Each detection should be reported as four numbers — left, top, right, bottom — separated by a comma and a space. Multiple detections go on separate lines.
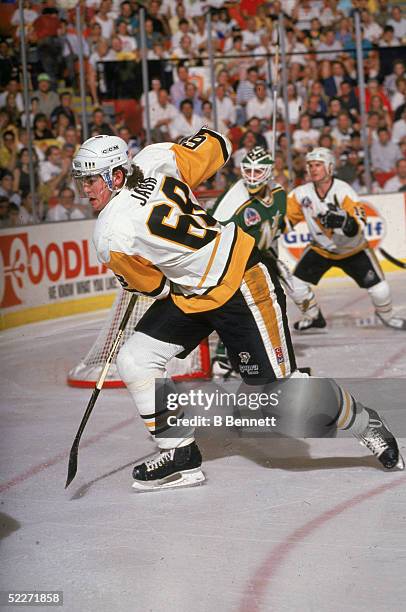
356, 407, 405, 470
293, 310, 327, 331
376, 312, 406, 331
132, 441, 205, 491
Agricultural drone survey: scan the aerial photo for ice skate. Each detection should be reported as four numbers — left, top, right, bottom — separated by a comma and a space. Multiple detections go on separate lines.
132, 441, 206, 491
376, 312, 406, 331
356, 407, 405, 470
293, 310, 327, 331
211, 356, 239, 379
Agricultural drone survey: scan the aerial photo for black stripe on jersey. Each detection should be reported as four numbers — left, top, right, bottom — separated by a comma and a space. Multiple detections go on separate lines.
145, 275, 168, 298
201, 127, 230, 164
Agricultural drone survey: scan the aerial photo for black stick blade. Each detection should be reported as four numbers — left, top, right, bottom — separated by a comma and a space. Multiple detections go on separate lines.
65, 443, 79, 488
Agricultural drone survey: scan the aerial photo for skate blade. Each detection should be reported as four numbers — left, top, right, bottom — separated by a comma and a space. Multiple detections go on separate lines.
132, 468, 206, 492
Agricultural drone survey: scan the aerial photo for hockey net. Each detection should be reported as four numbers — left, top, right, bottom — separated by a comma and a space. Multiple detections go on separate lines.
67, 189, 221, 388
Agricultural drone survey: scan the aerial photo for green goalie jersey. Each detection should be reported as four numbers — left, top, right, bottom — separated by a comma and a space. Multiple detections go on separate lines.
211, 179, 287, 255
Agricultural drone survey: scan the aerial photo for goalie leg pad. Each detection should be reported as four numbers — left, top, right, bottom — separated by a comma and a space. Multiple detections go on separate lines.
116, 332, 195, 449
368, 280, 392, 318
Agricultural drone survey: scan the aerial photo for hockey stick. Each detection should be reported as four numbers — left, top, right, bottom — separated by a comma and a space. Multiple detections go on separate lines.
271, 32, 280, 160
379, 248, 406, 270
65, 293, 138, 488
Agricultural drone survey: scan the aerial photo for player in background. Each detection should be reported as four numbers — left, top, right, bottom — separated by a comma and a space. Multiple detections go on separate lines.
211, 146, 326, 376
72, 131, 404, 492
287, 147, 406, 331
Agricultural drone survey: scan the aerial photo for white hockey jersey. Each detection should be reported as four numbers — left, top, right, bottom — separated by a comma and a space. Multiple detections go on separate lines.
287, 178, 367, 259
93, 128, 255, 313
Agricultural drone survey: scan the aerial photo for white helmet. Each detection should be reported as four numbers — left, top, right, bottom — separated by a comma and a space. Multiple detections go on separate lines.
72, 135, 131, 191
240, 146, 274, 194
305, 147, 335, 176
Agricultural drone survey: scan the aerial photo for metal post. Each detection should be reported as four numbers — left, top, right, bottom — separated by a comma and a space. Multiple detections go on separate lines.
19, 0, 37, 221
354, 10, 372, 193
206, 12, 218, 131
139, 8, 151, 144
278, 15, 294, 190
76, 3, 88, 141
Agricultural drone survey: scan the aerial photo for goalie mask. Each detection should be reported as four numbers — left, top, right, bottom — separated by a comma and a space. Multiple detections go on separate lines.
72, 135, 131, 196
305, 147, 335, 177
240, 146, 274, 194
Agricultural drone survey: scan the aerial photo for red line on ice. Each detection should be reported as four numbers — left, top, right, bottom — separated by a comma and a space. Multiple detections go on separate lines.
0, 417, 135, 494
238, 475, 405, 612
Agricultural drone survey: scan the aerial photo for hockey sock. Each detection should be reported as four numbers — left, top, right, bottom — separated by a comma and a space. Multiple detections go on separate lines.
334, 383, 369, 435
368, 280, 393, 320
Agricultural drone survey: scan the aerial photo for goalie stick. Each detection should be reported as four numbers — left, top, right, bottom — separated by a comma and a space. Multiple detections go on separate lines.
379, 247, 406, 270
65, 293, 138, 488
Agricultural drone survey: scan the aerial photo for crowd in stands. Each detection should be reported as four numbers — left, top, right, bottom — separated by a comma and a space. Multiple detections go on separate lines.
0, 0, 406, 228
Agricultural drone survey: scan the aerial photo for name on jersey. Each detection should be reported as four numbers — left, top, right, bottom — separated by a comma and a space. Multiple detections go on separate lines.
130, 177, 157, 206
244, 207, 261, 226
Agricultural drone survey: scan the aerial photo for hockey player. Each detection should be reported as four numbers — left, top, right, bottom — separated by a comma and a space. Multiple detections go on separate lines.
72, 130, 404, 491
287, 147, 406, 331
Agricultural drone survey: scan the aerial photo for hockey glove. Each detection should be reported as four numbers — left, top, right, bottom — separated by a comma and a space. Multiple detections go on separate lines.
318, 210, 358, 237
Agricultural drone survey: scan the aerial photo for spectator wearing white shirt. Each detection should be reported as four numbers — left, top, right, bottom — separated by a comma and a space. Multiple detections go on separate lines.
387, 6, 406, 42
170, 19, 196, 51
384, 60, 405, 97
293, 0, 320, 31
94, 0, 116, 40
201, 100, 228, 134
292, 114, 320, 152
246, 82, 274, 123
285, 28, 309, 67
150, 89, 178, 142
0, 79, 24, 113
371, 127, 401, 172
170, 64, 189, 109
241, 16, 263, 51
360, 10, 383, 43
317, 29, 343, 61
277, 83, 303, 126
116, 21, 138, 53
392, 107, 406, 144
379, 25, 400, 47
46, 187, 88, 222
331, 111, 354, 150
39, 145, 71, 195
169, 99, 203, 142
383, 158, 406, 192
391, 77, 406, 114
214, 84, 236, 128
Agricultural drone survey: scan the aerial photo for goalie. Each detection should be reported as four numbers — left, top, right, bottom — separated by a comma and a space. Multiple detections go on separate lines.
287, 147, 406, 331
72, 130, 404, 491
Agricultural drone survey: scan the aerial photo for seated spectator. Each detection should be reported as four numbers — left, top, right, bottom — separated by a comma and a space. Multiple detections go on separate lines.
32, 4, 63, 88
379, 25, 400, 47
89, 107, 116, 136
13, 147, 40, 197
319, 132, 334, 149
384, 60, 405, 97
50, 91, 77, 129
292, 0, 319, 32
214, 84, 236, 129
285, 28, 308, 67
232, 130, 258, 170
170, 64, 189, 110
326, 97, 344, 127
336, 148, 361, 185
0, 78, 24, 113
86, 22, 104, 54
306, 18, 323, 49
337, 80, 359, 116
93, 0, 115, 40
150, 88, 178, 142
369, 94, 393, 129
317, 28, 343, 60
171, 34, 199, 62
360, 10, 383, 44
246, 81, 273, 123
322, 60, 347, 98
18, 192, 38, 225
114, 1, 139, 37
20, 97, 40, 129
201, 100, 227, 134
116, 20, 138, 54
241, 16, 263, 51
110, 35, 137, 61
31, 73, 59, 118
171, 18, 195, 50
331, 111, 354, 150
320, 0, 344, 27
46, 187, 88, 222
184, 81, 202, 116
0, 130, 18, 172
88, 39, 116, 104
169, 98, 203, 142
39, 145, 71, 202
117, 126, 140, 159
387, 5, 406, 42
306, 93, 328, 128
392, 107, 406, 144
243, 116, 268, 149
223, 35, 252, 83
277, 83, 303, 126
371, 127, 401, 173
292, 114, 320, 152
365, 79, 392, 113
391, 78, 406, 115
0, 170, 21, 207
33, 113, 55, 140
383, 158, 406, 193
236, 66, 260, 124
367, 111, 381, 144
146, 0, 170, 40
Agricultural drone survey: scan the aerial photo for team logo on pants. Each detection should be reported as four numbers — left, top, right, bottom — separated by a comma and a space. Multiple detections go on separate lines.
275, 346, 284, 364
239, 351, 251, 364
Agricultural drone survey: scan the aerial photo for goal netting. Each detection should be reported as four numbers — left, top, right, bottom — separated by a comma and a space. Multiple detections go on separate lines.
67, 289, 212, 387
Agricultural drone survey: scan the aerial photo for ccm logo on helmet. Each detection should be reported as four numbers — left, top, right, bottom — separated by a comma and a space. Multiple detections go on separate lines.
101, 145, 119, 153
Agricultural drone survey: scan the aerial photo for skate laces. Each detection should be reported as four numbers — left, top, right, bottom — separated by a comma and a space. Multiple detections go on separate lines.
145, 449, 175, 472
359, 426, 388, 456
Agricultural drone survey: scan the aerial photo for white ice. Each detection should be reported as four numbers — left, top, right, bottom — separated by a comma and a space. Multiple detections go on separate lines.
1, 273, 406, 612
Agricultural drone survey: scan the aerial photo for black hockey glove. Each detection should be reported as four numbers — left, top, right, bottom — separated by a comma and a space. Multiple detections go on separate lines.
318, 210, 358, 237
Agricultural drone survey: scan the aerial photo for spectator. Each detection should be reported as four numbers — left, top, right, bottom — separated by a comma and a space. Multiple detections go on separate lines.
58, 18, 90, 88
392, 107, 406, 144
277, 82, 303, 126
88, 39, 116, 105
244, 117, 268, 149
117, 126, 140, 159
33, 113, 55, 140
375, 0, 392, 28
370, 127, 401, 173
317, 28, 343, 60
367, 111, 381, 144
184, 81, 202, 116
360, 10, 383, 44
0, 78, 24, 112
150, 89, 177, 142
379, 25, 400, 47
322, 61, 347, 98
146, 0, 170, 40
285, 28, 309, 67
86, 22, 104, 54
115, 1, 139, 37
326, 97, 343, 127
171, 34, 198, 62
306, 93, 328, 128
31, 73, 59, 118
20, 97, 40, 129
387, 6, 406, 42
383, 158, 406, 192
171, 18, 195, 50
50, 91, 77, 129
331, 111, 354, 149
293, 0, 320, 31
292, 114, 320, 152
0, 130, 18, 171
384, 60, 405, 97
32, 1, 63, 88
39, 145, 71, 199
1, 93, 21, 128
170, 64, 189, 109
241, 16, 263, 51
212, 84, 235, 130
169, 98, 203, 141
246, 81, 273, 123
365, 79, 392, 113
13, 147, 40, 197
391, 77, 406, 114
0, 196, 10, 228
89, 107, 116, 136
223, 35, 252, 83
201, 100, 228, 134
369, 94, 393, 129
46, 187, 88, 221
232, 130, 258, 169
18, 192, 38, 225
336, 148, 361, 184
94, 0, 115, 40
236, 66, 260, 124
337, 80, 359, 116
0, 170, 21, 206
116, 21, 138, 54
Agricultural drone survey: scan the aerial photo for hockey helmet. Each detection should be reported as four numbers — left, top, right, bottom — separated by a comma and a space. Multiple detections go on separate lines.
305, 147, 335, 176
240, 146, 274, 193
72, 135, 131, 193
